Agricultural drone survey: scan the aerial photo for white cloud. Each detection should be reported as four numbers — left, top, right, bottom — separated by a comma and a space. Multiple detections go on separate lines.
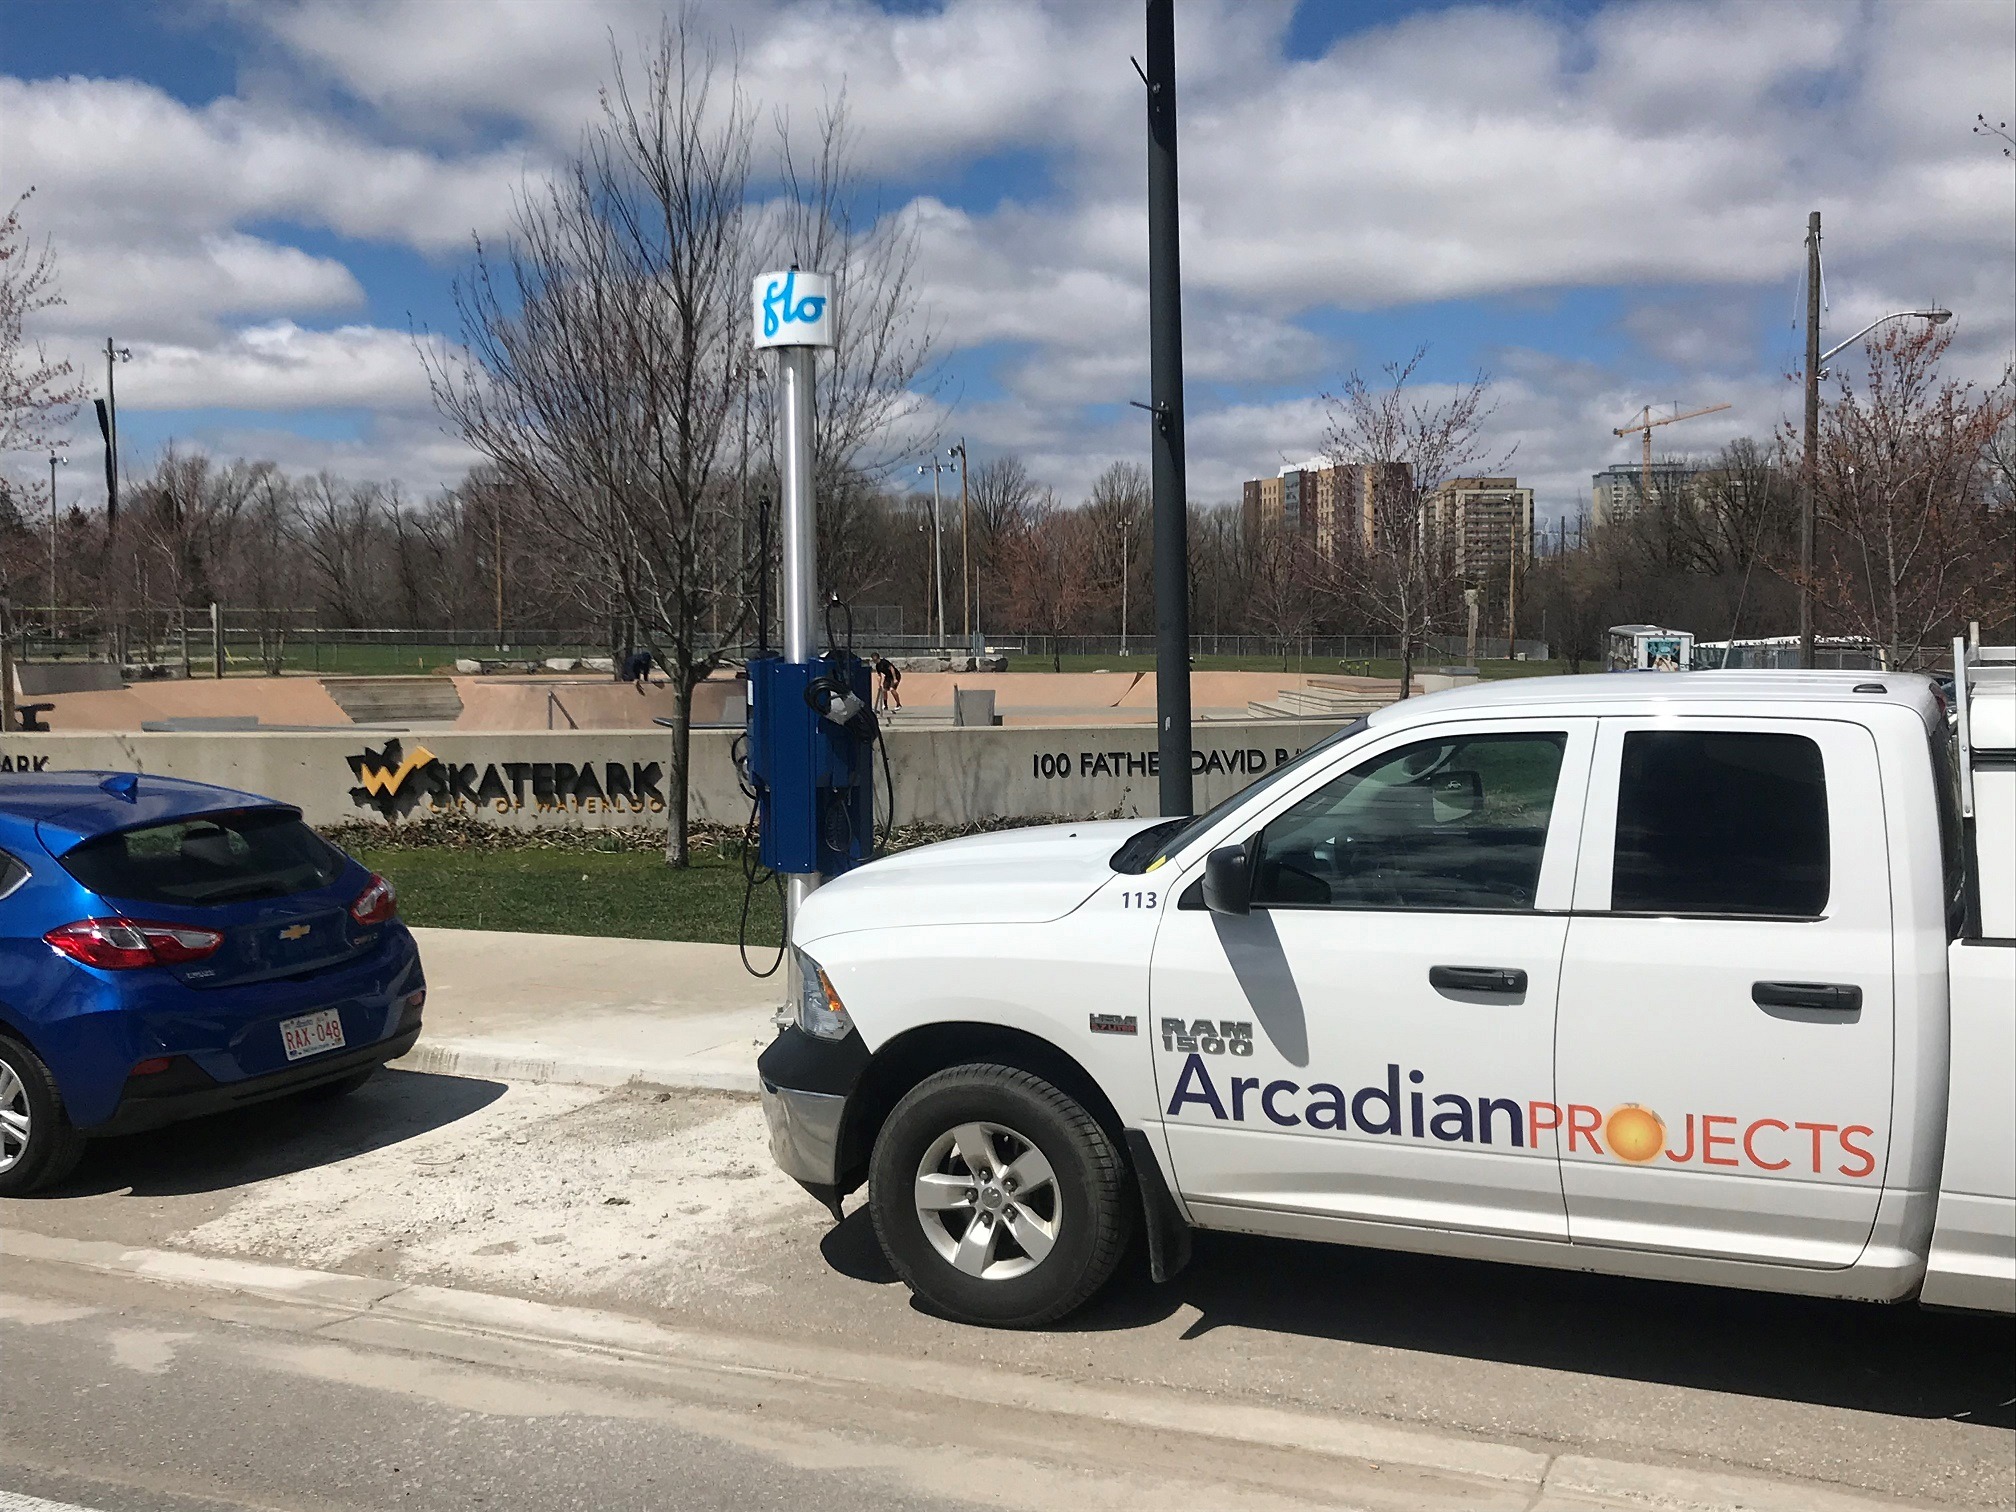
115, 322, 443, 412
8, 0, 2009, 519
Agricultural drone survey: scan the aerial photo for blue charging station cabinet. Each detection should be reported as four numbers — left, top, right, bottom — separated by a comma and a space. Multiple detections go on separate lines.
746, 653, 875, 879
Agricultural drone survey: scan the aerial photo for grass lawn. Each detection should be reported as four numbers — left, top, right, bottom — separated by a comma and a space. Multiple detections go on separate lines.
354, 843, 784, 946
1000, 651, 1569, 679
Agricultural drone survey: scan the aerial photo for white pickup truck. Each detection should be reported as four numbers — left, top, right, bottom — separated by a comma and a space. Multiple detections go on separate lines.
758, 657, 2015, 1328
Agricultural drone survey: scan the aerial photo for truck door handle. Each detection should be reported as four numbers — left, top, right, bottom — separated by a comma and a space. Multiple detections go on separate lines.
1429, 965, 1528, 995
1751, 981, 1863, 1012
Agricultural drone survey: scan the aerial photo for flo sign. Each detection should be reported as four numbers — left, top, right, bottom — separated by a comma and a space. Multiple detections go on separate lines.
753, 269, 836, 349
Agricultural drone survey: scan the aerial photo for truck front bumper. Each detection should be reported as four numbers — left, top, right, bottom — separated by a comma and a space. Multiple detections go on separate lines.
756, 1023, 870, 1220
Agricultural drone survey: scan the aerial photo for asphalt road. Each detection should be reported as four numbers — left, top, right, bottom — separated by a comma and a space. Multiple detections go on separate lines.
3, 1069, 2011, 1510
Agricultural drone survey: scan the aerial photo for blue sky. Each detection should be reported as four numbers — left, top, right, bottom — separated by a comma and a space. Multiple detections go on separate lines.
5, 0, 2012, 524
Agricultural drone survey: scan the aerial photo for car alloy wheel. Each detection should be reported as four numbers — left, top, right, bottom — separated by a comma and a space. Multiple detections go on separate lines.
0, 1055, 29, 1175
913, 1120, 1061, 1280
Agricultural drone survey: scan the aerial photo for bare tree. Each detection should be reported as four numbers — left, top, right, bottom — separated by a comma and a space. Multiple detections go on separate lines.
1319, 349, 1501, 696
1801, 324, 2015, 669
427, 20, 755, 865
965, 454, 1040, 623
1242, 518, 1319, 668
0, 189, 86, 525
997, 492, 1098, 671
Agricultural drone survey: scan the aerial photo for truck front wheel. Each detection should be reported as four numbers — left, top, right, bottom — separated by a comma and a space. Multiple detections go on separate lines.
868, 1063, 1132, 1328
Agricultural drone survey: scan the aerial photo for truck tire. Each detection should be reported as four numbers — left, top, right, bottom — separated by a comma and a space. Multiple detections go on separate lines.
0, 1033, 87, 1198
869, 1063, 1133, 1328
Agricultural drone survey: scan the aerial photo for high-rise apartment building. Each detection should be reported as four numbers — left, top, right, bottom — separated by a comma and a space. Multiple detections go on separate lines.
1591, 462, 1709, 527
1422, 477, 1535, 577
1242, 459, 1409, 560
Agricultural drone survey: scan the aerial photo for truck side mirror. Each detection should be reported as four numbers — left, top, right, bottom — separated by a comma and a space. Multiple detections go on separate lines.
1202, 844, 1252, 916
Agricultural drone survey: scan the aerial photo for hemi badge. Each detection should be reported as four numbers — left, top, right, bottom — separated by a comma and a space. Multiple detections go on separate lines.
1089, 1013, 1137, 1036
279, 924, 311, 940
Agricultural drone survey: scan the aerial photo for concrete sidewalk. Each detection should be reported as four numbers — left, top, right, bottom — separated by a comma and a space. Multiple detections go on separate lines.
391, 927, 785, 1093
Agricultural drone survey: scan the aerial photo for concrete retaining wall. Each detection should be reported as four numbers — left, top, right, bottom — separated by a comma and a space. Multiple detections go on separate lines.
2, 721, 1346, 831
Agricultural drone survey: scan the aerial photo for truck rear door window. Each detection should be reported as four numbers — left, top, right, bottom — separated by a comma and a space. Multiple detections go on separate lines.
60, 810, 346, 907
1611, 731, 1828, 917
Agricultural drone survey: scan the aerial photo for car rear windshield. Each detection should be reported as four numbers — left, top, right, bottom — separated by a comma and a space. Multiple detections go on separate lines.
60, 809, 347, 907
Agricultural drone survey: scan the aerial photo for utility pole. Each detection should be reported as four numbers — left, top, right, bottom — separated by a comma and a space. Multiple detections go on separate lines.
918, 457, 956, 649
101, 339, 131, 526
1799, 210, 1822, 670
1143, 0, 1194, 815
950, 440, 972, 651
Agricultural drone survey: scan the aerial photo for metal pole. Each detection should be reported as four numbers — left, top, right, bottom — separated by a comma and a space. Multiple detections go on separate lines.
955, 441, 971, 650
776, 343, 821, 915
933, 468, 946, 648
1800, 210, 1821, 670
48, 453, 61, 633
1145, 0, 1193, 815
778, 348, 819, 664
1119, 517, 1129, 656
210, 601, 224, 679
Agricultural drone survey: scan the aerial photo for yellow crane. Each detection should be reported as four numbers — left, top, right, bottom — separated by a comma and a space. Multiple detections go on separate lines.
1612, 401, 1732, 510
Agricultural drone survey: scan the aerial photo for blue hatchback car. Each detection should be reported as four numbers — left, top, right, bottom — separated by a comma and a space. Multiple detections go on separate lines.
0, 771, 425, 1195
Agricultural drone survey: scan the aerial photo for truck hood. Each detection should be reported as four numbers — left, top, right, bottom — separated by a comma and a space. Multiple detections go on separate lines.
792, 818, 1162, 943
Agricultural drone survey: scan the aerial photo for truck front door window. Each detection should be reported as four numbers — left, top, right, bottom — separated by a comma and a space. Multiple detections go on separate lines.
1612, 731, 1829, 917
1253, 732, 1567, 911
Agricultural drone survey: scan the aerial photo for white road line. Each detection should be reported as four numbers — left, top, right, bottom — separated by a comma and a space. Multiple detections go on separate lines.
0, 1493, 107, 1512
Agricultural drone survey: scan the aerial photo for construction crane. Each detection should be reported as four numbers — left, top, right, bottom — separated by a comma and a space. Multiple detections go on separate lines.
1612, 401, 1732, 511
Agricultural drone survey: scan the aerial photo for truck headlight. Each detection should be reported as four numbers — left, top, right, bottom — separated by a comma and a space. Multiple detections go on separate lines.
793, 949, 853, 1041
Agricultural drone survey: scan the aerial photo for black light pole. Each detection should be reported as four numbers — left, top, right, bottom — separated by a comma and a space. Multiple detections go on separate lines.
1144, 0, 1193, 815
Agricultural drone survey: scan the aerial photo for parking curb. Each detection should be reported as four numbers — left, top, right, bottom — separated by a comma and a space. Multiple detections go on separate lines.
0, 1226, 1954, 1512
390, 1038, 760, 1096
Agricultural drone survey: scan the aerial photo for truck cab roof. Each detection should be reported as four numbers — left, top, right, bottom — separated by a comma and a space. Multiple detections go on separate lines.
1368, 670, 1942, 732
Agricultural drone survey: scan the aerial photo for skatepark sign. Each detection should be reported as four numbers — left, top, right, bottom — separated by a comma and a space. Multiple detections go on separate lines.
347, 738, 667, 819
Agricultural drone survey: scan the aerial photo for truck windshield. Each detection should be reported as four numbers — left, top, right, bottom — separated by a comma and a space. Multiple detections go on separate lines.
1109, 717, 1367, 874
61, 808, 347, 907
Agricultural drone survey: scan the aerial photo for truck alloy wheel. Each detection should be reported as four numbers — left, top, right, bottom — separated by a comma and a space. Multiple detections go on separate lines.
0, 1036, 86, 1197
913, 1120, 1061, 1279
869, 1063, 1132, 1328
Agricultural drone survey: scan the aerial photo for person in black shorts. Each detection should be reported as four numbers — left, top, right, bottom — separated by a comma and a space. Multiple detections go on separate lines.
872, 653, 902, 712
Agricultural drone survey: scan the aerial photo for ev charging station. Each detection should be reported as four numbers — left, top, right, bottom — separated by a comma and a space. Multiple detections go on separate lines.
745, 269, 877, 934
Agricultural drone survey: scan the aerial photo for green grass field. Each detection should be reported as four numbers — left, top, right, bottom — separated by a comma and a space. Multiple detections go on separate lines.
999, 652, 1568, 679
274, 642, 604, 676
354, 844, 784, 946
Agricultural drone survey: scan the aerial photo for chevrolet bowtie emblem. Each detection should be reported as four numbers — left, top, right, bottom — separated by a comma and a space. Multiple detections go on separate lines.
279, 924, 311, 941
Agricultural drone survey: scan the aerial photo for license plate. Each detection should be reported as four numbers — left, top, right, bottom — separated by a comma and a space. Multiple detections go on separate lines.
280, 1008, 346, 1062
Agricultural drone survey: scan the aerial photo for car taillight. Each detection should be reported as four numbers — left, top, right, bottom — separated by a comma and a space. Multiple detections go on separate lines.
45, 919, 224, 970
350, 874, 397, 926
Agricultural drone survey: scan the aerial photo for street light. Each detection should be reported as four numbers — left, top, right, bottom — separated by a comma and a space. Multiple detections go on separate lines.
1818, 308, 1952, 374
1797, 218, 1953, 669
917, 458, 957, 649
48, 452, 65, 636
948, 440, 973, 653
1116, 513, 1131, 657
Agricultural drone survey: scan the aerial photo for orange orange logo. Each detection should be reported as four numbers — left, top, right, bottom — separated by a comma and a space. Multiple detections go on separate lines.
1605, 1105, 1665, 1163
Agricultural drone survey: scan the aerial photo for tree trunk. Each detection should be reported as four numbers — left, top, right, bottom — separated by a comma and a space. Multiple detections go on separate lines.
663, 653, 693, 868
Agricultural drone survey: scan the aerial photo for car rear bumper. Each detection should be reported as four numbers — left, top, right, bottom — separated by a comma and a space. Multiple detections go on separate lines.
92, 1002, 424, 1136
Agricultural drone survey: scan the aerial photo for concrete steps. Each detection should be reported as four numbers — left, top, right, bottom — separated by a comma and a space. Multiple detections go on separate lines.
1247, 684, 1396, 720
322, 677, 465, 724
